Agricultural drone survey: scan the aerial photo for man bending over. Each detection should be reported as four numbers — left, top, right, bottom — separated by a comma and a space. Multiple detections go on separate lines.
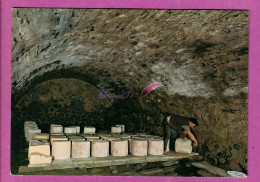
163, 113, 199, 151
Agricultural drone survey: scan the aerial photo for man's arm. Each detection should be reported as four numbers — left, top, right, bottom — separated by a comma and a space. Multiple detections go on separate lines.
186, 131, 198, 147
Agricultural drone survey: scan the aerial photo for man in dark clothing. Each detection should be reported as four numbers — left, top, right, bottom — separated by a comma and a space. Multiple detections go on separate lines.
163, 113, 199, 151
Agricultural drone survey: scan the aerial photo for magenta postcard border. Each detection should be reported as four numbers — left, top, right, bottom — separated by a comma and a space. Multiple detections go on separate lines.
1, 0, 259, 182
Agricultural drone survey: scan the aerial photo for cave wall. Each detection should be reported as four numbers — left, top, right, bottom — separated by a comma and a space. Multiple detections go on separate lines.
14, 78, 112, 132
12, 8, 248, 172
14, 78, 160, 133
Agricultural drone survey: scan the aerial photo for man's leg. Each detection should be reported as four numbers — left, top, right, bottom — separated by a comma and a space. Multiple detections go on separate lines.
164, 129, 171, 151
170, 129, 178, 151
163, 119, 171, 151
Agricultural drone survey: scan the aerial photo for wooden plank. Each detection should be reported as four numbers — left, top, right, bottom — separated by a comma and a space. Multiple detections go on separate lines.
112, 155, 131, 165
145, 155, 163, 162
162, 160, 179, 167
162, 166, 176, 173
52, 159, 74, 166
140, 168, 164, 175
191, 161, 227, 177
19, 163, 77, 173
129, 156, 147, 164
28, 164, 51, 168
18, 152, 198, 173
72, 158, 94, 165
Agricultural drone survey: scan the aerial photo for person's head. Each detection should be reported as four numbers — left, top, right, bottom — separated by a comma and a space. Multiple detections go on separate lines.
189, 117, 199, 127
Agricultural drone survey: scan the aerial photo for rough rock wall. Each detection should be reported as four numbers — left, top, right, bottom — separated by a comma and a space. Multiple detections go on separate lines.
14, 78, 112, 131
12, 8, 248, 172
13, 78, 157, 133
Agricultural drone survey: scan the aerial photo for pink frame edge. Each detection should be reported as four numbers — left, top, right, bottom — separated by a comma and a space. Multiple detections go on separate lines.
1, 0, 259, 182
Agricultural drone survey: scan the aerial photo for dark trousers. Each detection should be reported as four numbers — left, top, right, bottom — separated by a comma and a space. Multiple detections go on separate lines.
163, 118, 179, 151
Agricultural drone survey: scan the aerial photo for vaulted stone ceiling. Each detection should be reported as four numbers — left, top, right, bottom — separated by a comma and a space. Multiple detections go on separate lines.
11, 8, 248, 172
12, 9, 248, 98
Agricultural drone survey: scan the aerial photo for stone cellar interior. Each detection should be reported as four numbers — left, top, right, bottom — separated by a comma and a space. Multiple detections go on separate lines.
11, 8, 248, 177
